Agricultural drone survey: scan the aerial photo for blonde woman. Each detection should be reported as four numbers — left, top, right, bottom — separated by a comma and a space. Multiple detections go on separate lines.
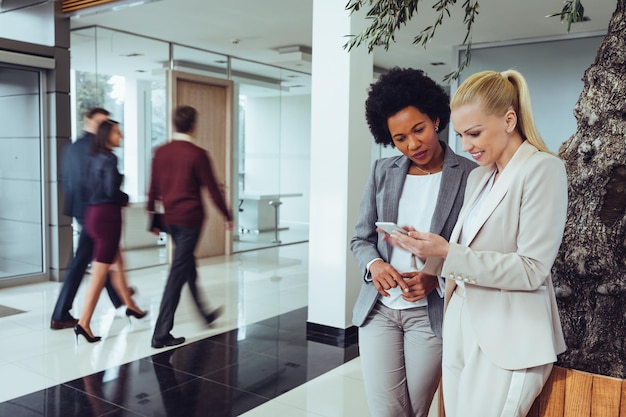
388, 70, 567, 417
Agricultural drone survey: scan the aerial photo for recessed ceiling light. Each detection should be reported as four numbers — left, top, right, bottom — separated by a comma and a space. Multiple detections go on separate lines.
430, 62, 446, 66
120, 53, 143, 57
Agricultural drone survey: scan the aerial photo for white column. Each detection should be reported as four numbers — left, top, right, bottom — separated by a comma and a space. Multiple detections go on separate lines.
308, 0, 373, 331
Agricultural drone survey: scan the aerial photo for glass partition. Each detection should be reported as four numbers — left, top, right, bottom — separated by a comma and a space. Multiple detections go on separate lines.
70, 27, 170, 269
70, 26, 311, 258
230, 59, 310, 251
0, 64, 45, 280
71, 27, 170, 203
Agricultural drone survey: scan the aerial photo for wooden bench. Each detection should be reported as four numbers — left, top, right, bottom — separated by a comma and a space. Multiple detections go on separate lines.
438, 366, 626, 416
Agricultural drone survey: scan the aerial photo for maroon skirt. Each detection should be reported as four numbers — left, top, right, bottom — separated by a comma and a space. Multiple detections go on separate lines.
85, 203, 122, 264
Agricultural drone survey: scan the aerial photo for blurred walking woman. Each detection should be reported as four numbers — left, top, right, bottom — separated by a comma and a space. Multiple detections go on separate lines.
75, 119, 146, 343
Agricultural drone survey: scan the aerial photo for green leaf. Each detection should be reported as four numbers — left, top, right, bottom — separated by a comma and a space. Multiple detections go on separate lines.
344, 0, 479, 82
546, 0, 586, 32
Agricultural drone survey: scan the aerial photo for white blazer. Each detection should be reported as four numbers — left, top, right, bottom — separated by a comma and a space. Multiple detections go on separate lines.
425, 141, 568, 370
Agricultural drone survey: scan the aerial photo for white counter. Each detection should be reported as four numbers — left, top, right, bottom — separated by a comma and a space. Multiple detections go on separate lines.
239, 193, 303, 233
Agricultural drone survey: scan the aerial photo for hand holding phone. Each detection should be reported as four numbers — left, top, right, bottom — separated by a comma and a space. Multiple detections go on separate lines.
375, 222, 408, 235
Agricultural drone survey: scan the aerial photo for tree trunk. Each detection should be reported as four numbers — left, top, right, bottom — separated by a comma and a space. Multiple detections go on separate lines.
553, 0, 626, 379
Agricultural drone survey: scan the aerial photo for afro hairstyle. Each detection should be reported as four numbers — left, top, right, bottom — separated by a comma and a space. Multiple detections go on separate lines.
365, 67, 450, 147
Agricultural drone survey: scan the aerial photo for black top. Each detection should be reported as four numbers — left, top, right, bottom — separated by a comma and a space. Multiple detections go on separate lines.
82, 151, 129, 206
61, 131, 93, 220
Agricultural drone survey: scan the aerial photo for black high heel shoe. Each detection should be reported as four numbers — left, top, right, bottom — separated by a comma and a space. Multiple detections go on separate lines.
74, 324, 101, 344
125, 308, 148, 324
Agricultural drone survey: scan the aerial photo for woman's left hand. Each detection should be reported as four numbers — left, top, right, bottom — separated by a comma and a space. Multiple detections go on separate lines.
385, 229, 450, 259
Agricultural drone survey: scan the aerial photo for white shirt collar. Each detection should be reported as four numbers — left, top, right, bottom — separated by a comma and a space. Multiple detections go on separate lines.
172, 132, 194, 142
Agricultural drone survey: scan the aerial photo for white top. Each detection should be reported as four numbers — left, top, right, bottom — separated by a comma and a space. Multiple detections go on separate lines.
382, 173, 441, 310
172, 132, 194, 142
457, 169, 497, 290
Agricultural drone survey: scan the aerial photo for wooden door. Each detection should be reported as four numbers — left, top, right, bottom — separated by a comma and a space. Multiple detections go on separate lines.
167, 70, 233, 257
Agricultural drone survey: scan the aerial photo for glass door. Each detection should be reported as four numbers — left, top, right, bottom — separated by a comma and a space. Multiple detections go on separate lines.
0, 64, 45, 280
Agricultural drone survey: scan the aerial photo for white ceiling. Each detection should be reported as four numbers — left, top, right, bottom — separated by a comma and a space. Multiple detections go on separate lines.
68, 0, 616, 85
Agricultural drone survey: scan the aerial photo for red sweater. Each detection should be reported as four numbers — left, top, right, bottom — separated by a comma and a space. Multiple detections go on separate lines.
148, 140, 232, 229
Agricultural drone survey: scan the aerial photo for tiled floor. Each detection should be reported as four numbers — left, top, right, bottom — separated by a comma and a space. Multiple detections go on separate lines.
0, 242, 438, 416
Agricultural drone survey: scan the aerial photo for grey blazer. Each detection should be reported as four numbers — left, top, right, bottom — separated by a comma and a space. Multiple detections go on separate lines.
350, 142, 476, 337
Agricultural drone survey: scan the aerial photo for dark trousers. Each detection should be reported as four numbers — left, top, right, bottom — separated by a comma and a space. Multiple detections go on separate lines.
51, 218, 121, 321
152, 225, 209, 342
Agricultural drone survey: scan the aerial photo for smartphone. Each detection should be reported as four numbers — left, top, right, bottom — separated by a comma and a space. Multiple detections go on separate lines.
375, 221, 408, 235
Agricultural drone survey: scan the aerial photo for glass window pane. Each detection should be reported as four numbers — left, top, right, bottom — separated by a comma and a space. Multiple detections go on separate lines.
71, 26, 311, 256
231, 59, 310, 250
71, 27, 169, 203
71, 27, 169, 269
0, 65, 44, 278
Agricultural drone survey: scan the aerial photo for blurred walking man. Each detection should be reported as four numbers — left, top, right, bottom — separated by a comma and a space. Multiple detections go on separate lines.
148, 105, 233, 349
51, 107, 126, 329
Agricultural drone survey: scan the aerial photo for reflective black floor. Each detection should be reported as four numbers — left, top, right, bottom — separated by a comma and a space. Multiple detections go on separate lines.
0, 308, 359, 417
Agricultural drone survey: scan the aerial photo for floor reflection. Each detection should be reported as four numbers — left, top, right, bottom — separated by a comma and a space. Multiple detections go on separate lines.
0, 308, 359, 417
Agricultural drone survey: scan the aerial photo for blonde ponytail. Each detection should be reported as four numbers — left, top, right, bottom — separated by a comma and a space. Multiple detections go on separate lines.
451, 69, 551, 153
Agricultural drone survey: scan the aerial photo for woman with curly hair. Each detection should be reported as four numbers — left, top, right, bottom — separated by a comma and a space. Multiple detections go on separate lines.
350, 67, 476, 417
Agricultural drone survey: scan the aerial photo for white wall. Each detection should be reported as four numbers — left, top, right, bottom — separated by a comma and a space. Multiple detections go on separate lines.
452, 34, 605, 153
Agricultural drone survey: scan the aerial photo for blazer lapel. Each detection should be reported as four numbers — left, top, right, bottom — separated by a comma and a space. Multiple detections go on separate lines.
429, 144, 463, 235
443, 163, 483, 301
458, 141, 538, 247
448, 168, 493, 244
380, 157, 411, 259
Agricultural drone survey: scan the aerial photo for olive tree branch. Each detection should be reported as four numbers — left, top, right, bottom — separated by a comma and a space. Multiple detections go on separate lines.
344, 0, 579, 82
344, 0, 479, 82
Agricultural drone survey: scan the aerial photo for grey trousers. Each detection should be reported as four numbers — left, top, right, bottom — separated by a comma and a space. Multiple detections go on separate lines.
358, 301, 442, 417
442, 291, 553, 417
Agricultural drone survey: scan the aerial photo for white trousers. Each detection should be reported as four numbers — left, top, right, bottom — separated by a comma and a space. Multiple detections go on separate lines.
442, 291, 553, 417
359, 302, 442, 417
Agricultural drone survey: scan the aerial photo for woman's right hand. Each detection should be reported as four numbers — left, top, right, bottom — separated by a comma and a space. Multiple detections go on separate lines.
386, 229, 450, 260
369, 260, 409, 297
